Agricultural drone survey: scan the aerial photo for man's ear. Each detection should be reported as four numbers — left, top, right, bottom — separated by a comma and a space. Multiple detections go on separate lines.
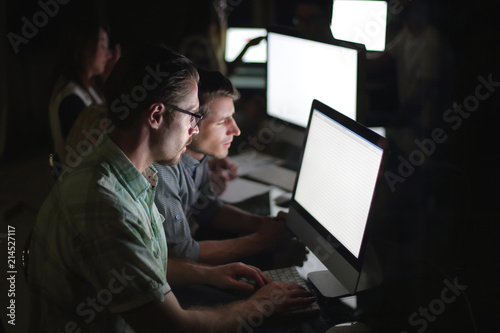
148, 102, 166, 129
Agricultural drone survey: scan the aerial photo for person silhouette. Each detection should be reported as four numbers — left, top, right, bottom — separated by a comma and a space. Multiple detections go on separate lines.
48, 20, 120, 160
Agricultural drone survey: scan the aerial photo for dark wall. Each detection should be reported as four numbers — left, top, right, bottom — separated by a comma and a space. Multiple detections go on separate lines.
2, 0, 497, 157
1, 0, 499, 332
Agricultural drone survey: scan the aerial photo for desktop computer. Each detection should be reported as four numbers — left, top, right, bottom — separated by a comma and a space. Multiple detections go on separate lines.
241, 28, 372, 194
266, 26, 367, 130
286, 99, 387, 298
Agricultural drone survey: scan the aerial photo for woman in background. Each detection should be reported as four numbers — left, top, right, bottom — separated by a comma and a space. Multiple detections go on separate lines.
49, 20, 119, 160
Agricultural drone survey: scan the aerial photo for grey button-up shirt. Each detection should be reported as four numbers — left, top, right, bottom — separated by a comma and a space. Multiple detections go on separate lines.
155, 154, 224, 260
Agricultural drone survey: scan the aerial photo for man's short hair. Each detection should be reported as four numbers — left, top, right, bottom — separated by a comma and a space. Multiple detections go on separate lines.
197, 68, 240, 119
105, 45, 199, 129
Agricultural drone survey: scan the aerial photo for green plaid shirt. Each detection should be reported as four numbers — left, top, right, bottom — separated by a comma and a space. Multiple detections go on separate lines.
29, 135, 169, 332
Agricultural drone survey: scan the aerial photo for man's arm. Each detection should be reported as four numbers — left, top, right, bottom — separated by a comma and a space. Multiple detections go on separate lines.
167, 258, 271, 292
122, 280, 314, 333
197, 221, 285, 265
196, 207, 288, 265
210, 204, 284, 234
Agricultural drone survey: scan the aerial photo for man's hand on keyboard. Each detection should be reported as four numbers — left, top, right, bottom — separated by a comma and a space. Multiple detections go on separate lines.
205, 262, 272, 293
249, 282, 316, 315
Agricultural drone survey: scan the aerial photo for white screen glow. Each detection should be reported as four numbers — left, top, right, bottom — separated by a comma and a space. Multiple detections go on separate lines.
267, 32, 359, 128
331, 0, 388, 52
225, 28, 267, 63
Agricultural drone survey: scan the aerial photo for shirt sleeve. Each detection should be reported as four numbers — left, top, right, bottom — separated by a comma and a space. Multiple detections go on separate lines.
154, 164, 201, 260
66, 181, 171, 314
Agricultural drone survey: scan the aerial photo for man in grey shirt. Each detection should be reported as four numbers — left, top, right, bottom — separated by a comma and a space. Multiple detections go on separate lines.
155, 68, 287, 266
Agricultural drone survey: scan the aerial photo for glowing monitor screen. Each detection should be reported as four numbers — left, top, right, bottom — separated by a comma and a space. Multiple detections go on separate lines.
225, 27, 267, 63
267, 30, 361, 128
331, 0, 388, 52
294, 106, 383, 257
287, 100, 387, 297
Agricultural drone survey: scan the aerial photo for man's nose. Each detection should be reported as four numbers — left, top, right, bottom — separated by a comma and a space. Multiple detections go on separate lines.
228, 118, 241, 136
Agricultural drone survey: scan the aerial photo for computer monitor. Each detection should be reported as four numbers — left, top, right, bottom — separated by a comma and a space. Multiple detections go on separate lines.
224, 27, 268, 63
330, 0, 388, 52
287, 99, 387, 298
266, 27, 366, 129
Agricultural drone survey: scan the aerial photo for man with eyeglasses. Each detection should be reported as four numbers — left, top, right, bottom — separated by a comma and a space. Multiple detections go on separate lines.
155, 68, 291, 271
29, 46, 313, 332
165, 103, 204, 128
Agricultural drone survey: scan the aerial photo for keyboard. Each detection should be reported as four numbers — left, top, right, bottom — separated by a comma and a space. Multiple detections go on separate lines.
264, 267, 320, 315
245, 164, 297, 192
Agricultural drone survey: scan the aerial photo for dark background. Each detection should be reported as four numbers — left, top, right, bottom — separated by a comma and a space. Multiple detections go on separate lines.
1, 0, 499, 332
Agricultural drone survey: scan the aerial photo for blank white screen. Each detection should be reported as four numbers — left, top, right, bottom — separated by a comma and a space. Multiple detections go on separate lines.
225, 28, 267, 63
294, 110, 383, 258
331, 0, 388, 52
267, 32, 358, 128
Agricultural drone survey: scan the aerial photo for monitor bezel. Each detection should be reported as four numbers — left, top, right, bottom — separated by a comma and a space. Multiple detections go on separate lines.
265, 25, 368, 130
289, 99, 388, 271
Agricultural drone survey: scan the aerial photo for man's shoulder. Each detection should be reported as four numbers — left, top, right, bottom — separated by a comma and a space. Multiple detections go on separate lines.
40, 160, 121, 229
60, 158, 117, 196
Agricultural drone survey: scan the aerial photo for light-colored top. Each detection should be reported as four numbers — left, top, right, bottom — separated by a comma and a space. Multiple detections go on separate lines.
49, 79, 103, 159
29, 135, 169, 332
154, 154, 224, 260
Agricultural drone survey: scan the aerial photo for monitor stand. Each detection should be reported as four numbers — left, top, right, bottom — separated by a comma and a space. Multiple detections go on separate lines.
308, 270, 351, 298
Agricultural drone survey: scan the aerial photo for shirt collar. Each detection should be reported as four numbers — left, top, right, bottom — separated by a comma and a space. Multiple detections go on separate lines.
181, 153, 208, 178
181, 153, 201, 170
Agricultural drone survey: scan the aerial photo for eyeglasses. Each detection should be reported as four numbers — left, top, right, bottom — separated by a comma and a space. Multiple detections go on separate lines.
166, 104, 203, 128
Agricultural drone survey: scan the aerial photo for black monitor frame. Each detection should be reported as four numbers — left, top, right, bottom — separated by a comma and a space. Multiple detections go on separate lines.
287, 99, 388, 297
